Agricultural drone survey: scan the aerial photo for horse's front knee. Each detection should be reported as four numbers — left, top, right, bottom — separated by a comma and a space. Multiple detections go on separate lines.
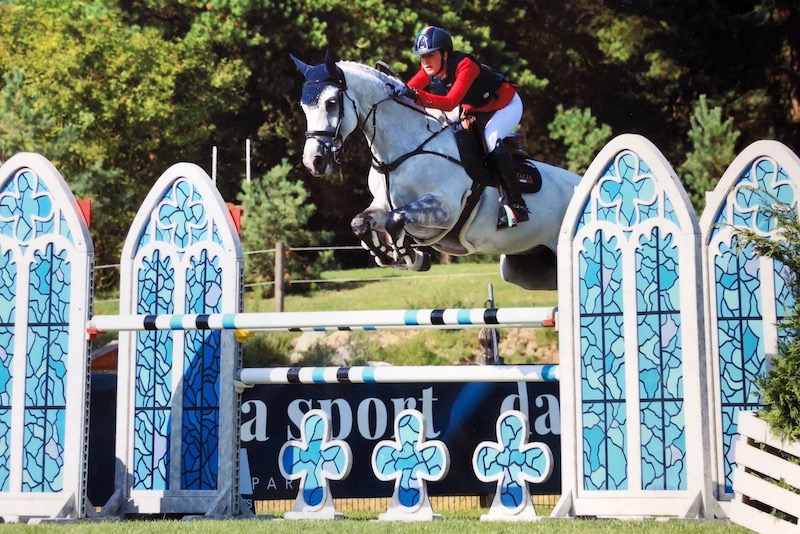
384, 212, 406, 241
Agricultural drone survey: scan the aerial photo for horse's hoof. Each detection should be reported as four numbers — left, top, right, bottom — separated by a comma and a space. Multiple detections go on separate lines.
413, 252, 432, 272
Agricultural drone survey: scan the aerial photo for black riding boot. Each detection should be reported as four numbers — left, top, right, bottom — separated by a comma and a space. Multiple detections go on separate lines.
491, 140, 529, 228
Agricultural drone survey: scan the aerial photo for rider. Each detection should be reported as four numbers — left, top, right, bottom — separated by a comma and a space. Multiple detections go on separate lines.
397, 25, 529, 227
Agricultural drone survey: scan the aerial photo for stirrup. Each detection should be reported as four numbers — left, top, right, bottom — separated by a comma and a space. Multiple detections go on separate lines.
497, 204, 518, 229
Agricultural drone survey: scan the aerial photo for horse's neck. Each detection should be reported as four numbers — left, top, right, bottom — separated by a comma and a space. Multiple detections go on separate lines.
347, 72, 455, 162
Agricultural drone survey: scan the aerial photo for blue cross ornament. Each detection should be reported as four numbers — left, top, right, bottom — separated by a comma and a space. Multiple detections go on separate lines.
278, 409, 352, 519
372, 409, 449, 521
472, 410, 553, 520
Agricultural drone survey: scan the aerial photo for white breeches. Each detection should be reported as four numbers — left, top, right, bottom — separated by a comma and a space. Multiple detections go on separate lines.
483, 93, 523, 152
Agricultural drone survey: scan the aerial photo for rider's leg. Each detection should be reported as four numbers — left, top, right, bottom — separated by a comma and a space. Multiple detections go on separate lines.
483, 95, 528, 227
490, 140, 529, 225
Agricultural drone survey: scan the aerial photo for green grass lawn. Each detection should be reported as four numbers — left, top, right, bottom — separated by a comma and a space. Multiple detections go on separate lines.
0, 516, 751, 533
93, 263, 557, 315
247, 263, 558, 313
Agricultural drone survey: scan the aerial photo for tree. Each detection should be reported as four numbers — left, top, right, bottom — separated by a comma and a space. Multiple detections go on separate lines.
0, 4, 248, 286
680, 95, 740, 210
237, 160, 333, 296
0, 69, 77, 163
548, 104, 613, 174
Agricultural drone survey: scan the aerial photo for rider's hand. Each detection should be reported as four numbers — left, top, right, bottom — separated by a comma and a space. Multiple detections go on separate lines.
395, 85, 418, 101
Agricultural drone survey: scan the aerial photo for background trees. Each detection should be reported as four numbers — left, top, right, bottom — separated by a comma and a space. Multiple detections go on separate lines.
1, 0, 798, 290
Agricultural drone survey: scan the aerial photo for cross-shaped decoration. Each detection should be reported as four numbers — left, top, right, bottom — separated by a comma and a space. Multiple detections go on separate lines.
155, 178, 209, 249
371, 409, 449, 521
597, 151, 657, 229
472, 410, 553, 521
278, 409, 352, 519
0, 169, 54, 243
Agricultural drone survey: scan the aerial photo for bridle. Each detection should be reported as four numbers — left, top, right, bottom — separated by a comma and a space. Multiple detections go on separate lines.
303, 80, 353, 166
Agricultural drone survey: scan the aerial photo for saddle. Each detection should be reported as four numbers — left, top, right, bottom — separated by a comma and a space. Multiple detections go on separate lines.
452, 118, 542, 194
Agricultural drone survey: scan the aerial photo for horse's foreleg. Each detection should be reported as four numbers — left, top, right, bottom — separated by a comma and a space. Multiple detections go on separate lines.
351, 213, 395, 267
385, 212, 431, 271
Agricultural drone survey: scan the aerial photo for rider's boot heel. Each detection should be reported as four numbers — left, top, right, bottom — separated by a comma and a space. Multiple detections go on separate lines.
491, 141, 529, 228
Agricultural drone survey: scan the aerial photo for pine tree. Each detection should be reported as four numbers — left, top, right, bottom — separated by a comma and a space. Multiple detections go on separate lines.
547, 105, 613, 174
680, 95, 741, 210
237, 161, 333, 297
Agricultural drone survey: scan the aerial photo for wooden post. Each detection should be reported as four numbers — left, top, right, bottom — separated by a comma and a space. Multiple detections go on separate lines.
274, 242, 285, 312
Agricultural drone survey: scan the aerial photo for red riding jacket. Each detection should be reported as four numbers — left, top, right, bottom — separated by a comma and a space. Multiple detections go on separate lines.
407, 53, 516, 113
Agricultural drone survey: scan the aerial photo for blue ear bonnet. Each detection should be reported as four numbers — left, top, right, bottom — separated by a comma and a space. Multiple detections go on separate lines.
300, 68, 346, 106
292, 54, 347, 106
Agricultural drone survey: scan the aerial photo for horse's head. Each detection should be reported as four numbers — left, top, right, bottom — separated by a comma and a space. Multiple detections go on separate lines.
291, 50, 358, 177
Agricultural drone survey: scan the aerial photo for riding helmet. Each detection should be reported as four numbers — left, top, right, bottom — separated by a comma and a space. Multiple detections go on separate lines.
413, 26, 453, 56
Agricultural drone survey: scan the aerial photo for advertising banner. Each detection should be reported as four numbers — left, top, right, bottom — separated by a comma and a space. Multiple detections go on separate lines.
239, 380, 561, 505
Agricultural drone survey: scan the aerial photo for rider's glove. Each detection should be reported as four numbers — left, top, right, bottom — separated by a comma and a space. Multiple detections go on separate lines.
395, 85, 418, 101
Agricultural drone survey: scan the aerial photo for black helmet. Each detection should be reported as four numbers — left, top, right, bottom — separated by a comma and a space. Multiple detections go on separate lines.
413, 26, 453, 56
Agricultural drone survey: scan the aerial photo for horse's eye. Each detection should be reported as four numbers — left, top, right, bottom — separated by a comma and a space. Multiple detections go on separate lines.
325, 98, 337, 112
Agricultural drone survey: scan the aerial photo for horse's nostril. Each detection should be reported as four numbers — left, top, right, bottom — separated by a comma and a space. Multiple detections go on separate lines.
313, 156, 326, 173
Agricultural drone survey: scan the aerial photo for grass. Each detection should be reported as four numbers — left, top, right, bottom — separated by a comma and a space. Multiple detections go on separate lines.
0, 516, 751, 533
248, 263, 557, 312
93, 263, 557, 315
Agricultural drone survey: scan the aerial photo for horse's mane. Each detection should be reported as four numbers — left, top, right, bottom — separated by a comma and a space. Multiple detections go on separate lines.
338, 61, 403, 89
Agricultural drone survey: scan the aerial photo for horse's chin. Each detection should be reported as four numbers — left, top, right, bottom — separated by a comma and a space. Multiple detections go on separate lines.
302, 158, 331, 177
305, 164, 331, 178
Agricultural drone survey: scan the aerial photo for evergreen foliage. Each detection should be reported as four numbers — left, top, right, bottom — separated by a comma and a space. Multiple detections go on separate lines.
680, 95, 741, 211
547, 104, 612, 174
737, 202, 800, 441
237, 160, 333, 296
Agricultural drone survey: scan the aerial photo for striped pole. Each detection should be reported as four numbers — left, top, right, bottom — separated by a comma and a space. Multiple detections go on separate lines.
88, 307, 557, 334
236, 364, 560, 386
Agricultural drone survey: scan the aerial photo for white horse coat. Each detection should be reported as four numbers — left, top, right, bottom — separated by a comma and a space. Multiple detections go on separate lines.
293, 53, 581, 289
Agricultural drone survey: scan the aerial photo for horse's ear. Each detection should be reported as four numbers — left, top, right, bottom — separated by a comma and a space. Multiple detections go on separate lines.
324, 49, 339, 71
290, 54, 312, 77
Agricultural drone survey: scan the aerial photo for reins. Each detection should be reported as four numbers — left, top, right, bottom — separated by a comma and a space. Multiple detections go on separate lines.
354, 85, 466, 211
355, 87, 484, 243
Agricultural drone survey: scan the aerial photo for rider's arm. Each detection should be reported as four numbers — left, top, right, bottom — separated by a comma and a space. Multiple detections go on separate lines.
413, 59, 479, 111
407, 68, 430, 91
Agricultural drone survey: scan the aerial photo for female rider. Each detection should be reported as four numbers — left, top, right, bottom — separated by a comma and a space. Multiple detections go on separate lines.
397, 26, 528, 228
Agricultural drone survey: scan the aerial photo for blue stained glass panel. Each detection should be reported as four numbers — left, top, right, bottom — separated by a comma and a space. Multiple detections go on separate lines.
732, 161, 795, 233
583, 401, 627, 490
133, 250, 174, 490
181, 250, 222, 490
133, 409, 170, 490
181, 409, 219, 490
0, 169, 56, 245
640, 401, 685, 490
22, 408, 65, 492
714, 239, 766, 493
0, 407, 9, 491
579, 229, 627, 491
636, 228, 686, 490
23, 244, 70, 493
0, 247, 15, 492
